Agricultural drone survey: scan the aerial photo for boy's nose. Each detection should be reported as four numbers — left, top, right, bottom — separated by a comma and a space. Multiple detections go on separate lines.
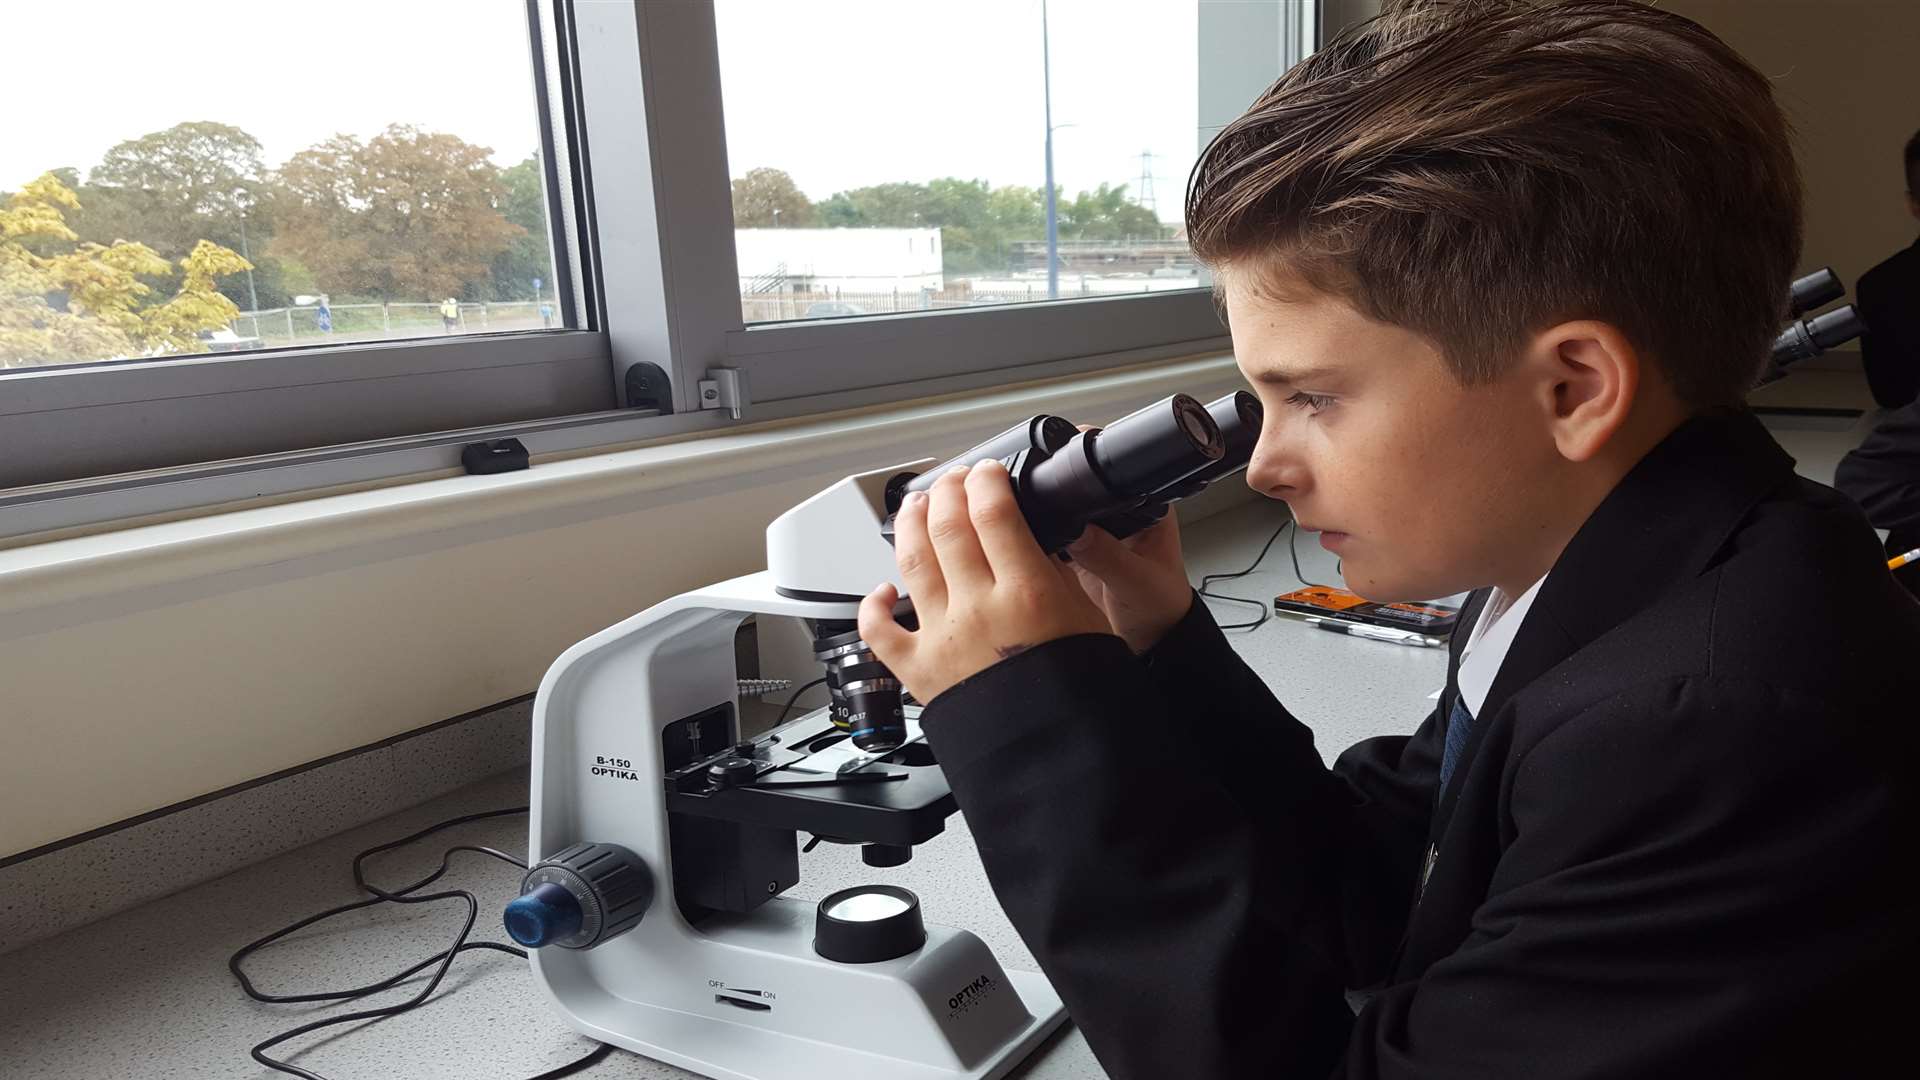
1246, 448, 1304, 499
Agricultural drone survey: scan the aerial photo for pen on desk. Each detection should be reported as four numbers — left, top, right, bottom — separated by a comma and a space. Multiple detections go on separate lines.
1304, 615, 1444, 649
1891, 548, 1920, 571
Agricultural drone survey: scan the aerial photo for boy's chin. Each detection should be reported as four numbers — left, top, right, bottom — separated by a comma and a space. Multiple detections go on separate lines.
1339, 564, 1445, 604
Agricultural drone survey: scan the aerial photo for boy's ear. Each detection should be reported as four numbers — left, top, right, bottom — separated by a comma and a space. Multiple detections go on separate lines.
1524, 319, 1640, 463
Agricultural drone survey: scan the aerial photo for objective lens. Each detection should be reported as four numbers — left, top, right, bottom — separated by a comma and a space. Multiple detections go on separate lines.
811, 624, 905, 752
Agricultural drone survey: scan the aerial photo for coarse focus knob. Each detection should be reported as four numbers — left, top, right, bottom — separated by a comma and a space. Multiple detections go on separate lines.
504, 842, 652, 950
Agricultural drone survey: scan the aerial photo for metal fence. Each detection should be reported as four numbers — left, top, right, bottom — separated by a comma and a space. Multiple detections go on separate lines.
226, 282, 1189, 349
738, 284, 1119, 323
227, 301, 560, 350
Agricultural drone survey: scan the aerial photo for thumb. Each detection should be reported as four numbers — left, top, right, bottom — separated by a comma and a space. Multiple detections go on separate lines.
857, 583, 914, 662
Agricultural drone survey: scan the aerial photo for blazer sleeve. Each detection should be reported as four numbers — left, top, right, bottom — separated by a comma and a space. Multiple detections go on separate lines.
1834, 402, 1920, 539
919, 630, 1440, 1080
1138, 592, 1445, 981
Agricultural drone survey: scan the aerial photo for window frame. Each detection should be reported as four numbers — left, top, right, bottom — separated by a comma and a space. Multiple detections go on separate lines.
2, 0, 1319, 540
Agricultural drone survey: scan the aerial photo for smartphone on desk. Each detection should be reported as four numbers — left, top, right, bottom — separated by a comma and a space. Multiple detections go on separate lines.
1273, 585, 1464, 637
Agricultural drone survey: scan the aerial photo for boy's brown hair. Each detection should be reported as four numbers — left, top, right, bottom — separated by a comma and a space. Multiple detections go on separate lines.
1187, 0, 1802, 410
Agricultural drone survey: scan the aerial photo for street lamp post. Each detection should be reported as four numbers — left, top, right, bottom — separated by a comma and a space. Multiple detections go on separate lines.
1043, 0, 1059, 300
234, 190, 260, 313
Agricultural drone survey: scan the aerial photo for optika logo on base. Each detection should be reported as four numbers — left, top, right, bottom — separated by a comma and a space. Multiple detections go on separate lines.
946, 973, 998, 1019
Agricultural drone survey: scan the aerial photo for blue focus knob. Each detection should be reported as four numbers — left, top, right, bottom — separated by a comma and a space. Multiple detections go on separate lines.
504, 882, 583, 948
504, 842, 652, 950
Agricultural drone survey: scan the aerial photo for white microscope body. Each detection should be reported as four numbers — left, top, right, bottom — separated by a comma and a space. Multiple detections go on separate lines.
518, 460, 1068, 1080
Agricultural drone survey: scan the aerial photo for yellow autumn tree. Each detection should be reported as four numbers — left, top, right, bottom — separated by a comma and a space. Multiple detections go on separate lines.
0, 172, 251, 368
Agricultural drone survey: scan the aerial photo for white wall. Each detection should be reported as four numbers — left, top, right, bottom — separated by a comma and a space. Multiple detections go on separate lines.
1665, 0, 1919, 293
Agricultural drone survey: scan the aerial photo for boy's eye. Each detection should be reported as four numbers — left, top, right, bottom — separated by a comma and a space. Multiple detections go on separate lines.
1286, 391, 1334, 413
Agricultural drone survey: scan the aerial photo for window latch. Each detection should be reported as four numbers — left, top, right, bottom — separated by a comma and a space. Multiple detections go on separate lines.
699, 367, 749, 420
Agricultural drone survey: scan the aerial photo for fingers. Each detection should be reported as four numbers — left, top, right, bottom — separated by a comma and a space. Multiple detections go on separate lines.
1065, 522, 1134, 577
1130, 511, 1185, 560
858, 583, 913, 661
964, 459, 1050, 584
925, 465, 995, 593
891, 488, 946, 618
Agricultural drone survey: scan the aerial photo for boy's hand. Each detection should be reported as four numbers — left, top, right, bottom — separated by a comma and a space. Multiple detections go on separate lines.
858, 460, 1114, 704
1061, 514, 1195, 654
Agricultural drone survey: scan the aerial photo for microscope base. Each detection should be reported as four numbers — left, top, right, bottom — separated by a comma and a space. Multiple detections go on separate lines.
564, 969, 1064, 1080
531, 901, 1069, 1080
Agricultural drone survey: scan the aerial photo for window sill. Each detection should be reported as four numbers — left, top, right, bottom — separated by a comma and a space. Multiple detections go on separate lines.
0, 351, 1245, 628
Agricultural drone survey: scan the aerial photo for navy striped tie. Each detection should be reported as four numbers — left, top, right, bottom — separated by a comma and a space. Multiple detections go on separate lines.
1439, 696, 1475, 793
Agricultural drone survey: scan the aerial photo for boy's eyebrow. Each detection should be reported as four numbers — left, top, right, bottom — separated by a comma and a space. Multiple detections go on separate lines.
1248, 363, 1337, 386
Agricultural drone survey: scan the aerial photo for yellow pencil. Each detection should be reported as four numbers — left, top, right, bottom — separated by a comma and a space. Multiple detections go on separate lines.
1892, 548, 1920, 571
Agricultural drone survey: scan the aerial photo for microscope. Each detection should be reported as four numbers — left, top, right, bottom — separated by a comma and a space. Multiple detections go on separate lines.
499, 391, 1261, 1079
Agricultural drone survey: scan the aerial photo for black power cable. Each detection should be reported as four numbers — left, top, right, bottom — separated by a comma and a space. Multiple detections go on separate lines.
1195, 516, 1342, 631
1196, 518, 1293, 630
777, 676, 829, 724
229, 806, 610, 1080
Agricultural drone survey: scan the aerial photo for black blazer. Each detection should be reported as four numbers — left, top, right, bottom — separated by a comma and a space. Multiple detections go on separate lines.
1836, 398, 1920, 596
921, 411, 1920, 1078
1858, 239, 1920, 410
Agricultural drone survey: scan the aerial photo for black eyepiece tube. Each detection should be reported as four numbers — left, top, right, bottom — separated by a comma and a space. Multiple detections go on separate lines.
1087, 392, 1262, 542
1014, 394, 1223, 551
1787, 267, 1844, 317
1771, 304, 1867, 368
897, 415, 1077, 504
1179, 391, 1263, 487
1085, 393, 1225, 495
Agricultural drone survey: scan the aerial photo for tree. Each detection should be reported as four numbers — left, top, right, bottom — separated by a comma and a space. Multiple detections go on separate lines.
88, 122, 267, 227
816, 178, 1046, 274
489, 153, 552, 302
76, 122, 287, 310
731, 167, 814, 227
1, 173, 251, 367
272, 125, 521, 300
1057, 182, 1164, 243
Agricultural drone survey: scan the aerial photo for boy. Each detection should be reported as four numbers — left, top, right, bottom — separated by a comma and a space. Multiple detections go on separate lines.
856, 1, 1920, 1076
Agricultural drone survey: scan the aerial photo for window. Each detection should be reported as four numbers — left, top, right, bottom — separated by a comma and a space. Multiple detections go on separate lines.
2, 0, 1315, 540
716, 0, 1207, 326
1, 0, 574, 372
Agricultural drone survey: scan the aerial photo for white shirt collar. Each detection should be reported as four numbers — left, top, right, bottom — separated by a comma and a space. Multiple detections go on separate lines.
1455, 574, 1548, 718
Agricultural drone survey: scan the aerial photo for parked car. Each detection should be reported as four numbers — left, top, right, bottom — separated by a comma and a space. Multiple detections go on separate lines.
198, 328, 264, 353
803, 301, 866, 318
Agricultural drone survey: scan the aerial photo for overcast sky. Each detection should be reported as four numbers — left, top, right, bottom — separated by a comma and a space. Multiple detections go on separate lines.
5, 0, 1202, 223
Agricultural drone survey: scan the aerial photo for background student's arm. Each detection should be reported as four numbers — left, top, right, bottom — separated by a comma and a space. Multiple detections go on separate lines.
1835, 401, 1920, 537
1857, 268, 1920, 410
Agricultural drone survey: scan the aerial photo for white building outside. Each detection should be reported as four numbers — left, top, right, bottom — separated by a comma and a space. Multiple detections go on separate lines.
735, 228, 943, 294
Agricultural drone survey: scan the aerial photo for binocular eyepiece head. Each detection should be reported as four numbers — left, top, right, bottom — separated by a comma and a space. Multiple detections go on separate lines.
883, 391, 1260, 557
